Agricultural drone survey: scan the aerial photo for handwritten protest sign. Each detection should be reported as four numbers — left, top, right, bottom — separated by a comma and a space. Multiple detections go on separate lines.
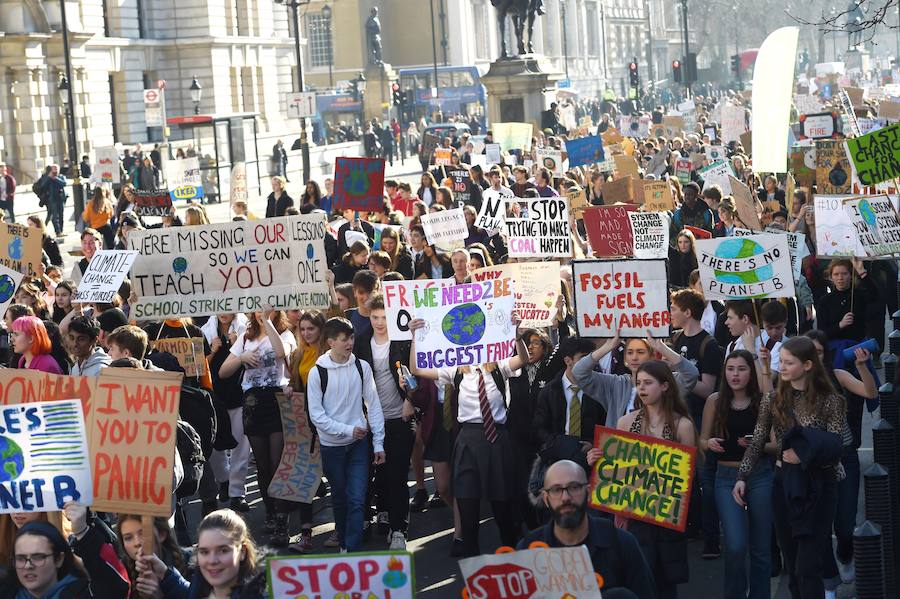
165, 157, 203, 202
600, 175, 635, 204
471, 262, 560, 328
73, 250, 139, 304
94, 147, 120, 185
410, 279, 516, 369
477, 187, 512, 233
844, 122, 900, 186
421, 208, 468, 248
572, 259, 671, 337
459, 546, 601, 599
268, 552, 415, 598
705, 145, 726, 163
0, 223, 44, 278
675, 158, 692, 183
601, 127, 624, 145
843, 195, 900, 256
152, 337, 208, 378
132, 189, 174, 217
0, 400, 92, 514
536, 147, 564, 175
90, 369, 183, 516
698, 160, 734, 194
816, 140, 852, 194
383, 279, 453, 340
268, 392, 323, 505
814, 195, 866, 257
446, 166, 475, 206
582, 204, 638, 257
433, 148, 452, 167
643, 180, 674, 211
492, 122, 533, 151
799, 112, 839, 140
128, 214, 329, 319
229, 162, 247, 206
566, 186, 588, 213
505, 197, 571, 257
0, 264, 24, 320
629, 212, 670, 259
760, 227, 808, 280
566, 136, 605, 168
728, 176, 762, 231
589, 425, 696, 532
0, 370, 95, 415
694, 234, 796, 300
721, 104, 746, 143
614, 154, 639, 179
485, 144, 502, 165
333, 157, 386, 212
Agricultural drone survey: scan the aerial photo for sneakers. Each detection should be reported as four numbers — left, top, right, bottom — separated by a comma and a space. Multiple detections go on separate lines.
428, 492, 446, 508
702, 538, 721, 560
389, 531, 407, 550
289, 529, 314, 553
323, 530, 341, 547
376, 511, 389, 535
409, 489, 428, 512
270, 514, 289, 547
837, 558, 855, 583
229, 497, 250, 513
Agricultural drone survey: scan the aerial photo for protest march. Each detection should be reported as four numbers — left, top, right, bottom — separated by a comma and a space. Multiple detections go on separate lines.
5, 13, 900, 599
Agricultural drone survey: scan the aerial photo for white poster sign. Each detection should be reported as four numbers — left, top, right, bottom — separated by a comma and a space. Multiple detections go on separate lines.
694, 234, 797, 299
814, 195, 866, 257
721, 105, 746, 144
471, 262, 561, 328
477, 187, 512, 233
421, 208, 468, 248
93, 147, 120, 185
0, 264, 24, 320
74, 250, 139, 304
535, 147, 565, 175
505, 197, 571, 257
698, 160, 735, 194
843, 195, 900, 256
629, 212, 670, 259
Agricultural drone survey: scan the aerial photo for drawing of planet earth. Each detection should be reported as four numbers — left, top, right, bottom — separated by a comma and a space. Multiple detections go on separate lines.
0, 436, 25, 482
713, 238, 774, 285
0, 274, 16, 303
858, 199, 877, 227
442, 303, 486, 345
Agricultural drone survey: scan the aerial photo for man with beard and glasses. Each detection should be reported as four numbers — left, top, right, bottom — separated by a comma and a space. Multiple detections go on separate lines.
518, 460, 656, 599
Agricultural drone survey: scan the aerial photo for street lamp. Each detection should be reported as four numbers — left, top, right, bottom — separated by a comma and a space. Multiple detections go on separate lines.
321, 3, 334, 89
352, 72, 366, 126
274, 0, 311, 184
189, 76, 202, 115
560, 0, 570, 81
58, 75, 69, 105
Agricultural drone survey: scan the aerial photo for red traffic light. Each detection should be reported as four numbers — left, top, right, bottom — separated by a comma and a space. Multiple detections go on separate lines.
629, 62, 638, 71
391, 82, 400, 92
672, 60, 680, 68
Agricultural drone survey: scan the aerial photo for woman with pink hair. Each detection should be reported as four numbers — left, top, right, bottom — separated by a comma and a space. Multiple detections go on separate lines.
11, 316, 63, 373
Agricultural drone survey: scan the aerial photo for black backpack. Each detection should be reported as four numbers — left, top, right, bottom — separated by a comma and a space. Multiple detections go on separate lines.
175, 419, 205, 499
311, 359, 366, 450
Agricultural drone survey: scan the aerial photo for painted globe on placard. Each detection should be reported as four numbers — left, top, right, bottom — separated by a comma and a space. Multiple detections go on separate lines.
0, 436, 25, 482
858, 199, 877, 227
172, 257, 188, 274
713, 238, 774, 285
0, 274, 16, 304
441, 303, 486, 345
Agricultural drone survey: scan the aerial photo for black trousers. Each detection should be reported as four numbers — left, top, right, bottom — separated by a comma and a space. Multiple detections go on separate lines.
374, 418, 414, 533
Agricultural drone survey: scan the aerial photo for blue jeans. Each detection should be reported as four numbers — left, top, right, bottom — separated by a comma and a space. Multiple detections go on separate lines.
833, 446, 859, 564
321, 438, 370, 552
715, 461, 774, 599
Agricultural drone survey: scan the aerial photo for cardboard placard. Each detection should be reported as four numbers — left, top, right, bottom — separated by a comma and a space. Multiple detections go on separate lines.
814, 195, 866, 257
675, 158, 692, 183
629, 211, 670, 259
485, 144, 502, 165
470, 262, 561, 329
333, 157, 386, 212
505, 197, 571, 257
878, 100, 900, 121
642, 180, 674, 212
694, 234, 797, 300
843, 194, 900, 256
73, 250, 139, 304
90, 369, 183, 516
566, 136, 605, 168
433, 148, 453, 167
420, 208, 468, 248
535, 147, 564, 175
601, 127, 624, 145
739, 130, 753, 154
410, 280, 516, 369
492, 122, 534, 152
589, 425, 696, 532
152, 337, 208, 378
132, 190, 174, 217
720, 104, 746, 143
382, 279, 453, 341
572, 259, 671, 337
816, 139, 852, 194
844, 122, 900, 186
566, 186, 588, 213
229, 163, 248, 206
0, 400, 92, 514
459, 546, 601, 599
600, 175, 635, 204
129, 214, 329, 319
267, 392, 323, 505
614, 154, 639, 179
582, 204, 639, 257
268, 552, 415, 598
0, 264, 24, 321
728, 176, 762, 231
790, 145, 817, 188
94, 147, 120, 185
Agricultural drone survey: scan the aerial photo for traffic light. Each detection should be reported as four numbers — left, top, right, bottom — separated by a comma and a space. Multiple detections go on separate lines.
628, 60, 639, 88
672, 59, 682, 83
731, 54, 740, 75
391, 82, 401, 107
685, 52, 698, 84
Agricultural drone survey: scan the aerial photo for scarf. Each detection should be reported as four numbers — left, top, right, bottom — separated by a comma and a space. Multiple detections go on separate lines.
16, 574, 81, 599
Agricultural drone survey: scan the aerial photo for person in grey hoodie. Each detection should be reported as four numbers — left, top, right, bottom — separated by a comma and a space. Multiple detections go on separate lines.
67, 314, 111, 376
573, 330, 699, 427
307, 316, 385, 553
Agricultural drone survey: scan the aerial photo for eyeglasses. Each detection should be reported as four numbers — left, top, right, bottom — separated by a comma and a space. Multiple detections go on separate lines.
542, 482, 589, 499
15, 553, 53, 569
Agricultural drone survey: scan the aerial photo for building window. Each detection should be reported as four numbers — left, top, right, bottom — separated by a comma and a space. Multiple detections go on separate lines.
586, 3, 599, 56
473, 1, 487, 60
307, 13, 333, 68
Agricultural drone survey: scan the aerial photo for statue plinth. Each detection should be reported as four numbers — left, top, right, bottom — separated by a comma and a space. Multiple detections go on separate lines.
362, 62, 397, 124
481, 55, 563, 131
843, 47, 870, 74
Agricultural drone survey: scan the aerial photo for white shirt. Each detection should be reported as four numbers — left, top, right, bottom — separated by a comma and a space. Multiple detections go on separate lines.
436, 359, 519, 424
700, 302, 718, 337
230, 330, 297, 391
371, 337, 403, 419
562, 371, 581, 435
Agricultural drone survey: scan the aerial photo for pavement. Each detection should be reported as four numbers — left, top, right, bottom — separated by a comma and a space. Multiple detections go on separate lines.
25, 154, 870, 598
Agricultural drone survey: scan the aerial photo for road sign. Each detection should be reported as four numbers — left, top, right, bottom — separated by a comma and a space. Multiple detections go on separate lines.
143, 89, 160, 104
286, 92, 317, 119
144, 88, 163, 126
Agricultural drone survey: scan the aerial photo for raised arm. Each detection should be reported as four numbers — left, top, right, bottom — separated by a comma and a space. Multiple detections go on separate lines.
835, 348, 878, 399
408, 318, 439, 380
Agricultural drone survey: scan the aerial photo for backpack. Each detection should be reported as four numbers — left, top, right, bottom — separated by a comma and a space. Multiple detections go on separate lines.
179, 384, 219, 458
32, 177, 45, 203
175, 419, 205, 499
311, 358, 366, 450
671, 330, 717, 366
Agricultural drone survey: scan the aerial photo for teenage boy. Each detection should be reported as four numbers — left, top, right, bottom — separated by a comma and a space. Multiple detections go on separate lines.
307, 317, 386, 553
67, 315, 111, 375
760, 299, 789, 375
409, 315, 528, 557
354, 295, 415, 549
345, 270, 379, 339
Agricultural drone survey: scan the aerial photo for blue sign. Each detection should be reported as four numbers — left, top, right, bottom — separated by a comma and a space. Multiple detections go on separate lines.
558, 79, 572, 89
566, 136, 605, 168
